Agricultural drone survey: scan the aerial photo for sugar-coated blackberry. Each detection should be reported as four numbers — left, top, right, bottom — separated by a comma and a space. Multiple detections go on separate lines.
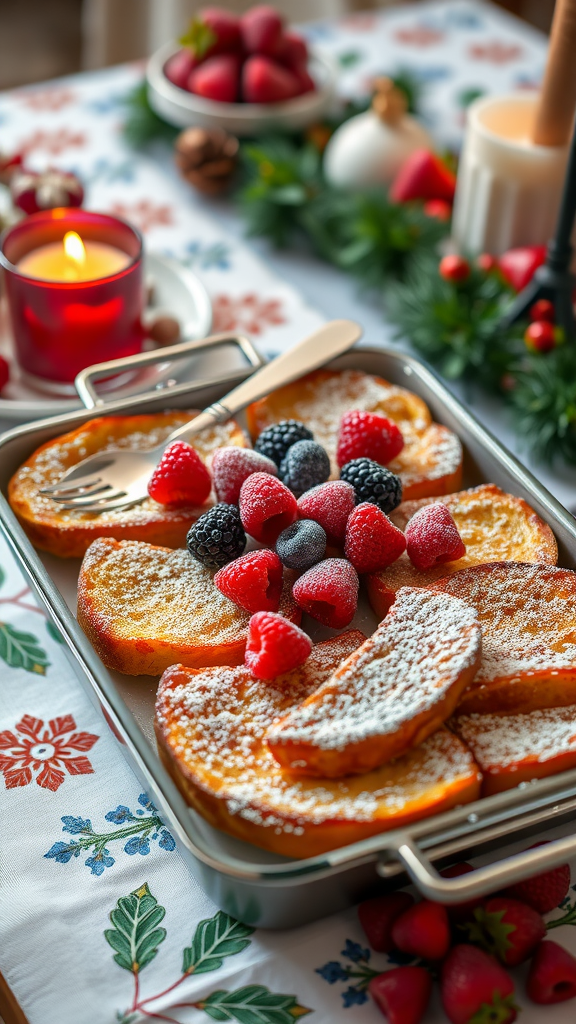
279, 440, 330, 497
186, 503, 246, 569
254, 420, 313, 467
340, 458, 402, 514
276, 519, 327, 571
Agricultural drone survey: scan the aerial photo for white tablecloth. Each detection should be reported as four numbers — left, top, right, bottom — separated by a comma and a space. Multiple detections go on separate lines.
1, 3, 576, 1022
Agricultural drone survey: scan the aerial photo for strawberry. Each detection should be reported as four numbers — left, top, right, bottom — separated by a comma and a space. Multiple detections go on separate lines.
526, 940, 576, 1004
245, 610, 311, 679
242, 56, 301, 103
180, 8, 241, 61
498, 245, 546, 292
214, 549, 283, 613
296, 480, 355, 545
188, 55, 241, 103
344, 502, 406, 574
147, 441, 211, 507
164, 48, 198, 89
463, 897, 545, 967
391, 900, 451, 961
0, 355, 9, 394
358, 892, 414, 952
390, 149, 456, 204
503, 842, 571, 914
241, 4, 284, 56
441, 945, 518, 1024
293, 67, 316, 96
278, 31, 308, 71
336, 409, 404, 467
439, 862, 482, 923
369, 966, 432, 1024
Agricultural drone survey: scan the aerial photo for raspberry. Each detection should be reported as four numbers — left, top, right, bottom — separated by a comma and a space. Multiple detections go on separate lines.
344, 502, 406, 573
279, 439, 330, 497
292, 557, 359, 628
340, 457, 402, 515
276, 519, 326, 570
336, 410, 404, 468
254, 419, 313, 467
405, 503, 466, 572
296, 480, 355, 545
187, 503, 245, 568
245, 611, 312, 680
239, 472, 298, 544
214, 549, 283, 613
211, 446, 277, 504
147, 440, 211, 508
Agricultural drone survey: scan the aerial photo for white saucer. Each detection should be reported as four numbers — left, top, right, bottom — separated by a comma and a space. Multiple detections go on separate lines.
0, 253, 212, 422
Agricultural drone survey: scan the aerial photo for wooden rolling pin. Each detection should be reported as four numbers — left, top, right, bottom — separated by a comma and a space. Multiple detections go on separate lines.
532, 0, 576, 145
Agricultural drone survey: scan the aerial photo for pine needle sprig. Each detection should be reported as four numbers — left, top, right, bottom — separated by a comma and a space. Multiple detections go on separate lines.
238, 137, 323, 247
122, 82, 179, 147
509, 344, 576, 464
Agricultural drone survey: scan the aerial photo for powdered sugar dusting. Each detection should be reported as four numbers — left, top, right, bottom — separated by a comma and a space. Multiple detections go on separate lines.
453, 707, 576, 768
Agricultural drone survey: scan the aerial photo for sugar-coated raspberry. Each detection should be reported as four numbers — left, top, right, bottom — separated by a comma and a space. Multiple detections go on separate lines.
187, 503, 245, 568
147, 440, 211, 508
340, 457, 402, 515
211, 446, 277, 504
405, 503, 466, 571
239, 472, 298, 544
296, 480, 355, 545
344, 502, 406, 574
214, 549, 283, 613
336, 410, 404, 468
279, 439, 330, 497
276, 519, 326, 570
254, 419, 313, 467
245, 611, 312, 680
292, 557, 359, 628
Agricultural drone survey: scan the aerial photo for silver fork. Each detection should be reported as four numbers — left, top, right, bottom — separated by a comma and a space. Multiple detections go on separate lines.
41, 319, 362, 513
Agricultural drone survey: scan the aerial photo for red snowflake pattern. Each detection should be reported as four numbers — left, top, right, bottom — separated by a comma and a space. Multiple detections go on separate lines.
108, 200, 174, 233
394, 26, 445, 47
18, 129, 86, 157
17, 87, 76, 111
211, 293, 286, 335
338, 13, 377, 31
469, 41, 523, 64
0, 714, 99, 792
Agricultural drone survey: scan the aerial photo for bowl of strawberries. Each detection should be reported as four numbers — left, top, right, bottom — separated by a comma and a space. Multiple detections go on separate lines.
146, 4, 337, 136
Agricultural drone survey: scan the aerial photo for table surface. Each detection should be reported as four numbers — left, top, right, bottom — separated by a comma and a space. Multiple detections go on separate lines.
1, 3, 576, 1023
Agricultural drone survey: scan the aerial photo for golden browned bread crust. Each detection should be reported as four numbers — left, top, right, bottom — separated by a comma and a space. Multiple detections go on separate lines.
9, 411, 247, 558
77, 537, 300, 676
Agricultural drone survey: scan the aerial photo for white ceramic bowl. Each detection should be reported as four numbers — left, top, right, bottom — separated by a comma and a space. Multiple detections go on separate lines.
146, 42, 337, 136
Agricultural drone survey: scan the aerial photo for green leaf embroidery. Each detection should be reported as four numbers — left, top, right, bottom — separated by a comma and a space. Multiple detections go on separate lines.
105, 883, 166, 973
182, 910, 254, 975
0, 566, 5, 589
197, 985, 311, 1023
46, 620, 65, 645
0, 622, 50, 674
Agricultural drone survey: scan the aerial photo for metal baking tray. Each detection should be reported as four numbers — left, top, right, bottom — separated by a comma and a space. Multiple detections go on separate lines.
2, 333, 576, 929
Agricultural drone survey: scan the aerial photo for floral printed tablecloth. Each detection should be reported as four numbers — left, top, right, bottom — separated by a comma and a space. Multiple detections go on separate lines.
2, 3, 576, 1022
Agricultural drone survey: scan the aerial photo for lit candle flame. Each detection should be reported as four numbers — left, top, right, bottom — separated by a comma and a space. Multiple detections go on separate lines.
63, 230, 86, 267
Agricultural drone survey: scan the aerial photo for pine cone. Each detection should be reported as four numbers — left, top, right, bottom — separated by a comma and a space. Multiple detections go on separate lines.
175, 127, 239, 196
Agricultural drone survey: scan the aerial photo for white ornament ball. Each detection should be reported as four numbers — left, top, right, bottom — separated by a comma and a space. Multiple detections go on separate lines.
323, 110, 433, 190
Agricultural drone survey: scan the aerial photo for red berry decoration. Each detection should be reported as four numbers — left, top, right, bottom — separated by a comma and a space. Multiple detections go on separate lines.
344, 502, 406, 574
369, 966, 432, 1024
439, 254, 471, 283
390, 149, 456, 204
526, 940, 576, 1005
0, 150, 23, 185
241, 4, 284, 56
477, 253, 499, 273
147, 440, 211, 508
336, 410, 404, 468
243, 55, 301, 103
211, 446, 277, 504
464, 896, 545, 967
165, 49, 198, 89
423, 198, 452, 221
504, 842, 571, 914
214, 549, 283, 614
441, 945, 518, 1024
529, 298, 555, 323
292, 557, 359, 628
296, 480, 355, 546
11, 169, 84, 215
405, 503, 466, 572
498, 245, 546, 292
245, 610, 312, 679
391, 900, 451, 961
239, 472, 298, 544
0, 355, 10, 394
358, 892, 414, 953
439, 862, 482, 923
188, 54, 241, 102
524, 320, 557, 354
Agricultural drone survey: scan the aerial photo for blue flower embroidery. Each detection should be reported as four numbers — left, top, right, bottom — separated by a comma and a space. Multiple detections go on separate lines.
61, 815, 92, 834
85, 848, 115, 876
341, 940, 370, 963
342, 987, 369, 1008
124, 835, 151, 856
315, 962, 349, 984
45, 840, 82, 863
105, 805, 134, 824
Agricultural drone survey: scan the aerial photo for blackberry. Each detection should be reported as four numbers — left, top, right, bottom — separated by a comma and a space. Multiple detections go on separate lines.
279, 440, 330, 497
186, 503, 246, 569
254, 419, 313, 467
276, 519, 327, 571
340, 458, 402, 515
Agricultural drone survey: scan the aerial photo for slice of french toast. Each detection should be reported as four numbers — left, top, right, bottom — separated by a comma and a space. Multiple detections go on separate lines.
9, 411, 247, 558
155, 633, 481, 858
77, 538, 299, 676
430, 562, 576, 714
246, 368, 463, 500
451, 707, 576, 795
266, 588, 481, 777
368, 485, 558, 619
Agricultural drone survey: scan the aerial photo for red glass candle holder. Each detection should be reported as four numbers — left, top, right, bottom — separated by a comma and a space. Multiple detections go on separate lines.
0, 208, 144, 392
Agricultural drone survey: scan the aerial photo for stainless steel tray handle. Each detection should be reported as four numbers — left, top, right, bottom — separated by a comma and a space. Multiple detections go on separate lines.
74, 333, 266, 409
384, 832, 576, 904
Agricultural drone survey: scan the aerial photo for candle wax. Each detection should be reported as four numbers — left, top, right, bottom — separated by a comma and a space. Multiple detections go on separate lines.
478, 98, 536, 145
17, 239, 131, 282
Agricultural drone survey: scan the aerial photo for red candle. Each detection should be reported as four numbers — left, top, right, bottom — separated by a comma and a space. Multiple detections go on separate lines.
0, 208, 144, 391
